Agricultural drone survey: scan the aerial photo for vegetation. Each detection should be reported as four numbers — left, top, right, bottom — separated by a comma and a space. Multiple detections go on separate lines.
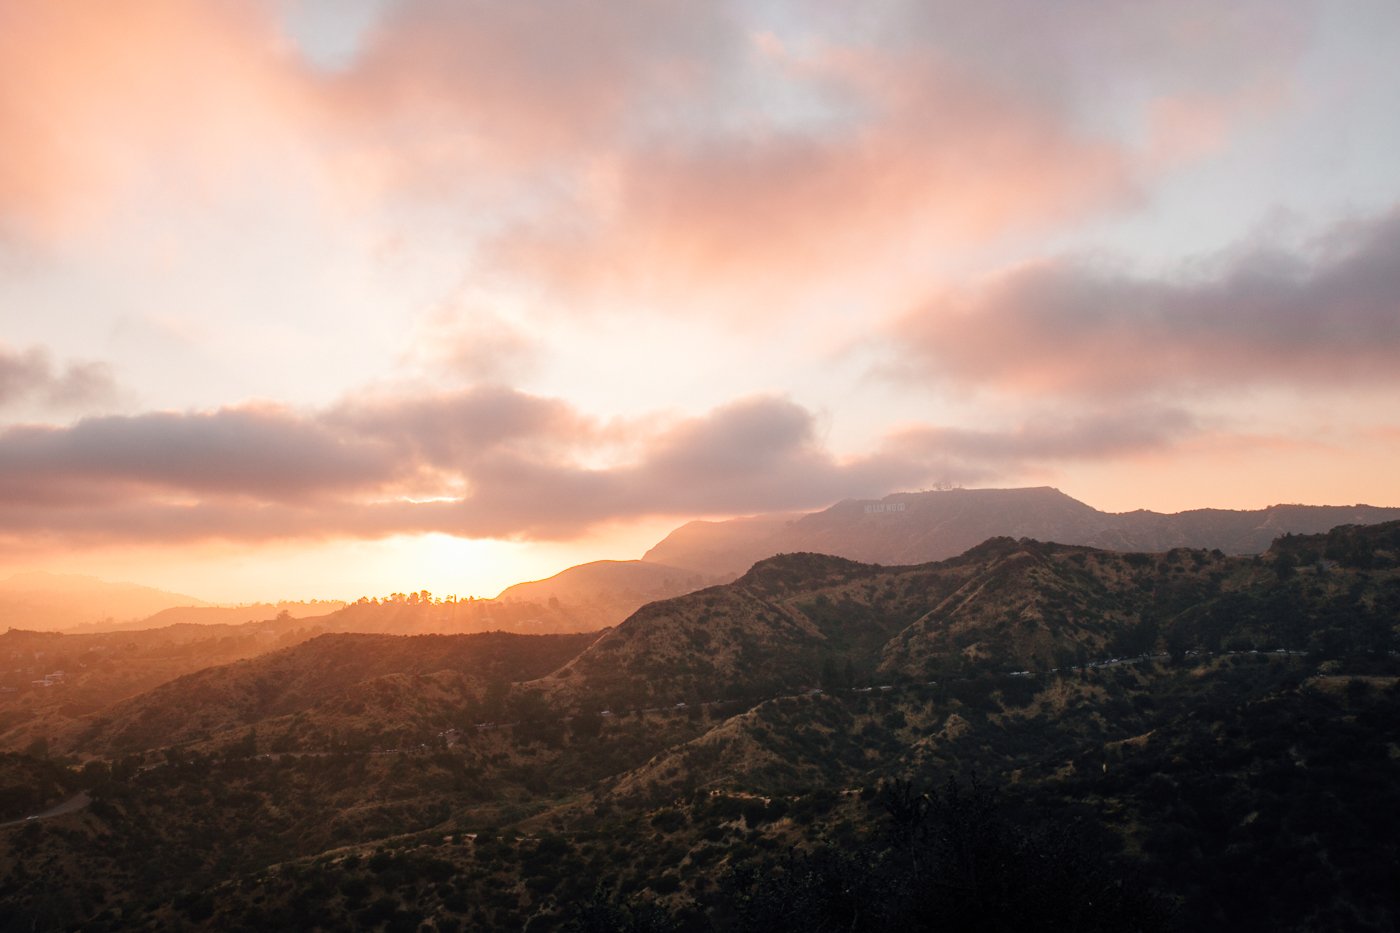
1, 522, 1397, 931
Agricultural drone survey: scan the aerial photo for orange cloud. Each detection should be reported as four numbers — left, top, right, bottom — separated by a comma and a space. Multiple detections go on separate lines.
0, 1, 305, 241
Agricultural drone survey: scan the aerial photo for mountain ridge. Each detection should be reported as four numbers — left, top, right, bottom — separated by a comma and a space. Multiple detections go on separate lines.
2, 521, 1398, 933
0, 572, 210, 632
643, 486, 1400, 574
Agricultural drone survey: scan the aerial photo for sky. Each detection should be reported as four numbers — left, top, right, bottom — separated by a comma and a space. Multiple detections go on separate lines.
0, 0, 1398, 603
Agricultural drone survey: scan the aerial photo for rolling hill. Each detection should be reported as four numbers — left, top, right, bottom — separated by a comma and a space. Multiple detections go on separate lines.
0, 572, 209, 632
64, 601, 343, 634
494, 560, 708, 603
48, 631, 598, 758
2, 520, 1397, 933
643, 486, 1400, 575
43, 519, 1399, 762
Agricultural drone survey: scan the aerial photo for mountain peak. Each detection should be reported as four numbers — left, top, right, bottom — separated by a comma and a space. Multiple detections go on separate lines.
642, 487, 1400, 577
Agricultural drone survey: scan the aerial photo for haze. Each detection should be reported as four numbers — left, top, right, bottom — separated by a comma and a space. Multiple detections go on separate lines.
1, 0, 1398, 602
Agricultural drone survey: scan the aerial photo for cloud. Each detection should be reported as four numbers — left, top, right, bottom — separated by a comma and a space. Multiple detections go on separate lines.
878, 408, 1198, 485
485, 44, 1137, 308
0, 385, 1205, 547
0, 0, 1301, 315
0, 1, 302, 241
399, 303, 541, 383
0, 344, 118, 412
891, 208, 1400, 396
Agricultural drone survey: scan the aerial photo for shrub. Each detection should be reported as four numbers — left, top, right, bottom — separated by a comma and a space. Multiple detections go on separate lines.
651, 808, 687, 833
339, 877, 370, 901
650, 873, 681, 894
742, 800, 771, 827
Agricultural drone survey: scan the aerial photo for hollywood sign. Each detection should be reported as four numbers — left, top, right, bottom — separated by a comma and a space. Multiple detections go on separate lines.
864, 503, 905, 514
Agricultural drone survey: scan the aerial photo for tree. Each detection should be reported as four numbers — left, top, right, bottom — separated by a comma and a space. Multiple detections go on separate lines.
483, 681, 510, 722
715, 776, 1172, 933
820, 658, 843, 694
572, 706, 604, 739
224, 728, 258, 760
1164, 621, 1194, 663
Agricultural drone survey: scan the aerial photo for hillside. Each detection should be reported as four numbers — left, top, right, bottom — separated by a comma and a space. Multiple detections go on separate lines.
575, 524, 1400, 710
0, 521, 1396, 932
495, 560, 708, 602
643, 486, 1400, 574
635, 512, 806, 578
25, 520, 1399, 762
46, 631, 599, 758
0, 598, 601, 755
63, 601, 343, 634
0, 572, 209, 632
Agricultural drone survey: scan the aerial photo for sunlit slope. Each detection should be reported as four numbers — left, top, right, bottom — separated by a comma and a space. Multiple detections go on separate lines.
495, 559, 706, 602
51, 631, 598, 757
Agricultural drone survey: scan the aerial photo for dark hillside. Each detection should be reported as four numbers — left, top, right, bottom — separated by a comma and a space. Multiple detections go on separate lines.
566, 581, 824, 711
0, 522, 1396, 933
582, 524, 1399, 710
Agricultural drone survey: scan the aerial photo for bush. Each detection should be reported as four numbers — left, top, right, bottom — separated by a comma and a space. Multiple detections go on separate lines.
358, 896, 400, 925
339, 877, 370, 901
651, 808, 687, 833
173, 892, 214, 922
742, 800, 770, 827
385, 908, 425, 933
650, 873, 681, 894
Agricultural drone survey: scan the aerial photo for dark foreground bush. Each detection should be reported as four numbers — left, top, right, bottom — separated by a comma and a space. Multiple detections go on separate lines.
569, 777, 1171, 933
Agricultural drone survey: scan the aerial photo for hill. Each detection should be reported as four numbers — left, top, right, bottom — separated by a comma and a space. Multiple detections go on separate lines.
0, 572, 209, 632
1, 520, 1397, 932
635, 511, 807, 578
61, 601, 343, 634
495, 559, 711, 604
0, 592, 622, 755
50, 631, 599, 758
27, 520, 1400, 761
643, 486, 1400, 574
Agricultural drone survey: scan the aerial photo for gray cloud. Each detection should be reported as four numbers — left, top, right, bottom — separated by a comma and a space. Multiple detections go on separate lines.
0, 386, 1201, 546
893, 208, 1400, 396
0, 345, 118, 412
880, 408, 1197, 485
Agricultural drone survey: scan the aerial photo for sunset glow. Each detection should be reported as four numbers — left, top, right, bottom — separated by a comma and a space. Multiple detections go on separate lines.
2, 0, 1398, 601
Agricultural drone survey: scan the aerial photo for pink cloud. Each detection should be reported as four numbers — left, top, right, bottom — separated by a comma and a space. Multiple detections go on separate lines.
489, 45, 1137, 308
0, 343, 117, 411
0, 1, 305, 241
891, 208, 1400, 395
0, 0, 1298, 310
